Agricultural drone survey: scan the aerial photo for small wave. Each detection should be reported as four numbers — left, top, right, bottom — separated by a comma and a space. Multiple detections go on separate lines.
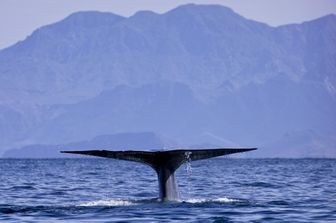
268, 200, 289, 206
78, 197, 244, 207
239, 182, 279, 188
184, 197, 243, 204
9, 185, 37, 190
79, 199, 138, 207
0, 205, 46, 214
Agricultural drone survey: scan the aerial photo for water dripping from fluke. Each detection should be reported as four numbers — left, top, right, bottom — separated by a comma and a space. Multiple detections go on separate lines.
184, 151, 193, 199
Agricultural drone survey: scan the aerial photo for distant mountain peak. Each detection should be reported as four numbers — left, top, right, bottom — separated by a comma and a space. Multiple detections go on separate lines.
127, 10, 160, 27
65, 10, 125, 20
60, 10, 125, 28
166, 3, 237, 17
170, 3, 234, 12
301, 13, 336, 26
132, 10, 159, 17
321, 13, 336, 20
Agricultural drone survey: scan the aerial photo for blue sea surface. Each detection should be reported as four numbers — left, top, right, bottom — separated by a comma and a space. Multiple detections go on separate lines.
0, 158, 335, 222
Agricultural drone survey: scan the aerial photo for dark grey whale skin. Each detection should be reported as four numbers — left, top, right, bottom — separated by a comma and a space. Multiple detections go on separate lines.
61, 148, 256, 201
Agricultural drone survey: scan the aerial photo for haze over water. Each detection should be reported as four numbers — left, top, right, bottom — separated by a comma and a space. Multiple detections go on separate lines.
1, 158, 335, 222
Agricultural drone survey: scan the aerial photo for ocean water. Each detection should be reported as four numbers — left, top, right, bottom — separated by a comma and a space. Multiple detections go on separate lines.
0, 158, 335, 222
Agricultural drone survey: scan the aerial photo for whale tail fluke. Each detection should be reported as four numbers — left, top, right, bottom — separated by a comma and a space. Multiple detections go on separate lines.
61, 148, 256, 201
61, 148, 256, 171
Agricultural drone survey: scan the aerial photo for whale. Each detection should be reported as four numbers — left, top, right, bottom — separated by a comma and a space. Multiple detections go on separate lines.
61, 148, 256, 201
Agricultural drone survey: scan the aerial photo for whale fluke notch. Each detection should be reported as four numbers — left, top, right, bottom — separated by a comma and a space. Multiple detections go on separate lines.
61, 148, 256, 201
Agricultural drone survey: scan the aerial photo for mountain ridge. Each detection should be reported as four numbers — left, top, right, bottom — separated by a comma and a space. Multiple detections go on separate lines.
2, 132, 179, 158
0, 4, 335, 157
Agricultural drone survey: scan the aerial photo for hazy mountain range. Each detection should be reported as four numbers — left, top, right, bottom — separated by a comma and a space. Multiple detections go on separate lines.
0, 4, 335, 157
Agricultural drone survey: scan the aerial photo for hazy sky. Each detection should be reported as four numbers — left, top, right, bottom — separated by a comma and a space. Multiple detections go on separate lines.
1, 0, 335, 49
